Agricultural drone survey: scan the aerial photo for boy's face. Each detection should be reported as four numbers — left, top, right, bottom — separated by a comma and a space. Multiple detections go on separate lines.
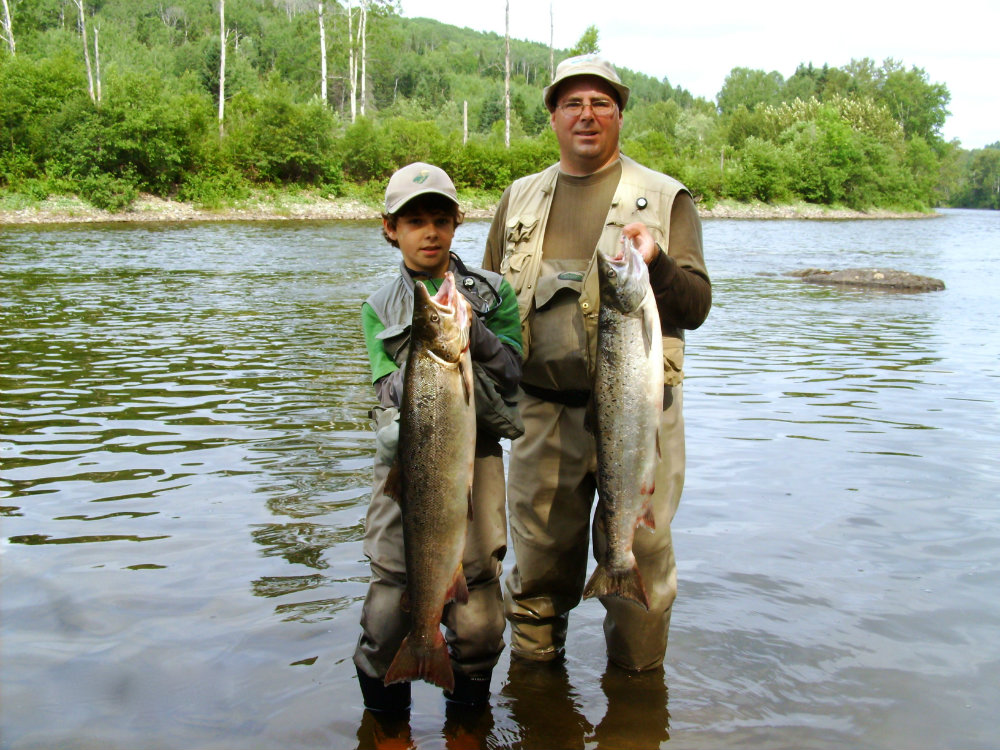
384, 208, 456, 278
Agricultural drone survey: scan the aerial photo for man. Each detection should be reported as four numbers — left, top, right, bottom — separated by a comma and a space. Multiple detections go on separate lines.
482, 54, 711, 671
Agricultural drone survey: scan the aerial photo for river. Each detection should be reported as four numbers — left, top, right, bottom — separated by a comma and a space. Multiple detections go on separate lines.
2, 209, 998, 749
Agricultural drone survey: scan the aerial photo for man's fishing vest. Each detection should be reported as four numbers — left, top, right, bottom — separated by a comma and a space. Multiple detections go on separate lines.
498, 154, 688, 387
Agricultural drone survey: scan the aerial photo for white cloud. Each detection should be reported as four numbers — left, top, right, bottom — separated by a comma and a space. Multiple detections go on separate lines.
399, 0, 998, 149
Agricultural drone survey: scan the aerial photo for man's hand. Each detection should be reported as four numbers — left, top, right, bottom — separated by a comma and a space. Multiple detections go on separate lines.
622, 222, 659, 265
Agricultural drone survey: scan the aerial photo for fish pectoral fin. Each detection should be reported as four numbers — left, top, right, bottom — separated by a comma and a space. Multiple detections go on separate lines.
447, 565, 470, 606
642, 307, 656, 357
639, 503, 656, 530
655, 429, 662, 460
460, 355, 474, 406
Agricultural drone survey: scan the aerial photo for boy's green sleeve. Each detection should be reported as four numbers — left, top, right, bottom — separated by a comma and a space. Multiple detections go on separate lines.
485, 278, 523, 354
361, 302, 399, 385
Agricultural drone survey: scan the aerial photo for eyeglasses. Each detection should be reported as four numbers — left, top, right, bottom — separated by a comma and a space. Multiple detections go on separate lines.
556, 98, 617, 117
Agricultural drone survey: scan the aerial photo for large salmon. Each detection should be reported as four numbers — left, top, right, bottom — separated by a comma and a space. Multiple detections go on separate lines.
584, 237, 664, 610
384, 272, 476, 691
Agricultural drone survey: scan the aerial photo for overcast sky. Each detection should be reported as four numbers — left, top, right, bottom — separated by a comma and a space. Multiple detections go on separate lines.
398, 0, 998, 150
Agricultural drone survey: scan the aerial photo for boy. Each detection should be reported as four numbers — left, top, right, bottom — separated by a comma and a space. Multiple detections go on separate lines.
354, 162, 523, 712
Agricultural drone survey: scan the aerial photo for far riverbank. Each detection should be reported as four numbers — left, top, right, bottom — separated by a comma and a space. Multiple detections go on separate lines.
0, 192, 937, 226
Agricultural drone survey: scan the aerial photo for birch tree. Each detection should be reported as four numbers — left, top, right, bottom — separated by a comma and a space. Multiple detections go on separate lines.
346, 0, 368, 122
71, 0, 95, 102
318, 1, 327, 104
93, 23, 101, 103
504, 0, 510, 148
359, 0, 366, 116
347, 0, 356, 121
1, 0, 14, 56
218, 0, 226, 136
549, 2, 554, 79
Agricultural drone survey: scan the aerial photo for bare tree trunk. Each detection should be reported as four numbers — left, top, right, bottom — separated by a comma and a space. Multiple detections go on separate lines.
504, 0, 510, 148
72, 0, 95, 102
347, 0, 356, 122
218, 0, 226, 136
318, 2, 327, 104
549, 2, 554, 79
359, 0, 367, 117
1, 0, 14, 55
93, 24, 101, 103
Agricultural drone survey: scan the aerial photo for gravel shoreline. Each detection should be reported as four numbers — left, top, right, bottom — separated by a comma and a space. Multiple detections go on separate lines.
0, 193, 937, 225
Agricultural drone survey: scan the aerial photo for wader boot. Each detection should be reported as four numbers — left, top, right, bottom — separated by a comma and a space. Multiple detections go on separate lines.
357, 665, 411, 713
444, 668, 493, 707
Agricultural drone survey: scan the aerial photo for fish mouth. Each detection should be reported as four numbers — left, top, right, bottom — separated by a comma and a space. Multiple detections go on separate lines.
428, 273, 457, 313
599, 246, 628, 264
428, 272, 470, 332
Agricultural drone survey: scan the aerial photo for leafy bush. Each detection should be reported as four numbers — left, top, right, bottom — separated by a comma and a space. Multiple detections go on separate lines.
79, 172, 140, 212
724, 137, 791, 203
224, 81, 343, 188
177, 168, 252, 208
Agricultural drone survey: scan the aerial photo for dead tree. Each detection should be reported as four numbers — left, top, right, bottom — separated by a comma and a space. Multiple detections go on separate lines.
71, 0, 95, 102
1, 0, 14, 55
504, 0, 510, 148
318, 2, 327, 104
218, 0, 226, 136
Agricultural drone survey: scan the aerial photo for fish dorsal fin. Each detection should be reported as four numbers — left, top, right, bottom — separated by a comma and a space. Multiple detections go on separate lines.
447, 564, 470, 605
460, 353, 474, 406
385, 462, 403, 507
641, 300, 656, 357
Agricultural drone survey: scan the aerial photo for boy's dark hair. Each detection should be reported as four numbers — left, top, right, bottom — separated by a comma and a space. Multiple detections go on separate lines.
381, 193, 464, 248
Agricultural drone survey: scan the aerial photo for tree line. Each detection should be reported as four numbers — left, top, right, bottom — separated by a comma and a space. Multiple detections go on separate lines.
0, 0, 996, 212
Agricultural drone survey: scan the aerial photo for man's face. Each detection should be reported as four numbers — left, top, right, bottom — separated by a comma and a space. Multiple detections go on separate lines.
550, 75, 623, 176
384, 208, 455, 278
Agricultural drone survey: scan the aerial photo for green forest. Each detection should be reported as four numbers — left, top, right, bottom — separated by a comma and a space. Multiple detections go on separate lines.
1, 0, 998, 213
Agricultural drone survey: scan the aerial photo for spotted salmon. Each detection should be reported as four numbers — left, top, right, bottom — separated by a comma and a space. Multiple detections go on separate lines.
584, 237, 663, 610
383, 272, 476, 691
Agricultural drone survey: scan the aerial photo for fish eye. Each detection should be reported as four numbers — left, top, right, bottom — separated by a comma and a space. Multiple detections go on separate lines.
430, 313, 439, 322
607, 269, 617, 278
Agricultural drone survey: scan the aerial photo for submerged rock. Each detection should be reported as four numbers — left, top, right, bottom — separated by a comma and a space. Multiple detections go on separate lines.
788, 268, 945, 292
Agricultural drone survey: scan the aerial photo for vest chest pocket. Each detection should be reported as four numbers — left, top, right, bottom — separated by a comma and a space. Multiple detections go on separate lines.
501, 218, 539, 279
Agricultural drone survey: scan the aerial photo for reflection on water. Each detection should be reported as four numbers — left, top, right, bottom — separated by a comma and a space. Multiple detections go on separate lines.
2, 210, 999, 749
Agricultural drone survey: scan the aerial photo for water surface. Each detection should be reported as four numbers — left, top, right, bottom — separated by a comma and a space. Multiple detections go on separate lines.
2, 209, 998, 749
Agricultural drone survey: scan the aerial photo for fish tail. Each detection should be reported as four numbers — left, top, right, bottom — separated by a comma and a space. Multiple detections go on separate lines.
384, 633, 455, 692
582, 563, 650, 610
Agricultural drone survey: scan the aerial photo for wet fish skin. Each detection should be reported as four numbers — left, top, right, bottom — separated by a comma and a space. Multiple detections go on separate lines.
384, 272, 476, 692
585, 239, 663, 610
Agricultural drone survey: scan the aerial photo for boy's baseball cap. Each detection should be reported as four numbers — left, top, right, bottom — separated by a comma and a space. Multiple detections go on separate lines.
384, 162, 459, 214
543, 54, 631, 111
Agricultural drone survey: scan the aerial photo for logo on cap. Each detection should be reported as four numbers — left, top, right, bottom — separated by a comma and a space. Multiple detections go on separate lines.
413, 171, 430, 184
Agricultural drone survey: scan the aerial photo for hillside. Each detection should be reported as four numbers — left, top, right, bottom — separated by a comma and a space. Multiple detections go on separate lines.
1, 1, 993, 211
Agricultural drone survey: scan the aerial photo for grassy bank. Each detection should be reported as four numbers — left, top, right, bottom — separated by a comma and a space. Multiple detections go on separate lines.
0, 189, 937, 226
